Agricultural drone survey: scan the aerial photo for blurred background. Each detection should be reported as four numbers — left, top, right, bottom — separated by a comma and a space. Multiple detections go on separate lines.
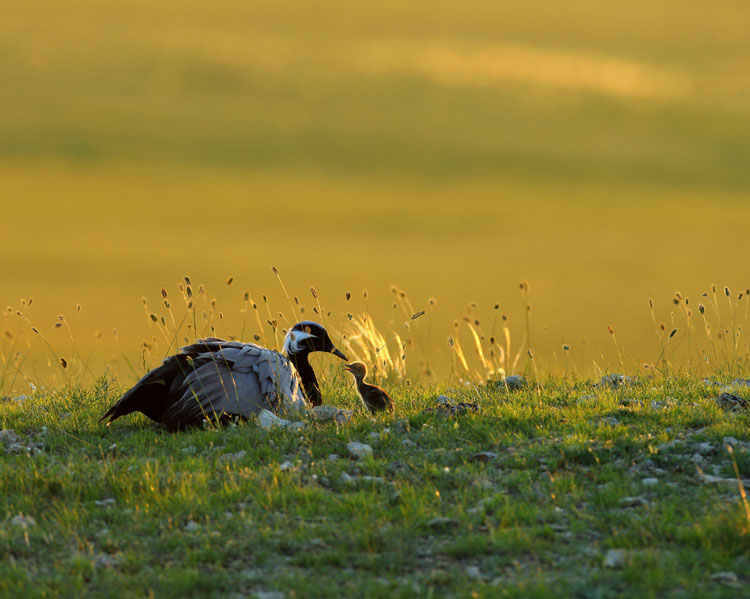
2, 0, 749, 387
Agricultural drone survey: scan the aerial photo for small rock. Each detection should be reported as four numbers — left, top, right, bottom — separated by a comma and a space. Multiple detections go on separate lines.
391, 419, 410, 433
369, 432, 380, 440
618, 496, 649, 508
436, 395, 454, 405
600, 416, 620, 427
467, 497, 495, 514
312, 407, 345, 423
181, 446, 197, 455
327, 454, 340, 462
471, 451, 498, 463
465, 565, 482, 580
426, 517, 459, 532
694, 442, 714, 454
347, 442, 372, 460
641, 478, 659, 486
658, 439, 684, 451
498, 375, 527, 391
59, 413, 73, 421
723, 436, 740, 447
94, 498, 116, 507
252, 591, 285, 599
360, 475, 386, 484
218, 450, 247, 463
424, 401, 479, 417
650, 401, 666, 410
715, 393, 748, 411
10, 514, 36, 528
340, 472, 357, 484
257, 410, 292, 430
603, 548, 627, 568
698, 472, 750, 486
5, 442, 24, 455
401, 439, 416, 447
599, 374, 633, 388
710, 571, 740, 587
619, 398, 643, 408
279, 461, 294, 471
0, 429, 19, 447
94, 554, 120, 569
184, 521, 200, 532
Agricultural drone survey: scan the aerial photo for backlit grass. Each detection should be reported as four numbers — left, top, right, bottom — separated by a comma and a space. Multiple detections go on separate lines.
1, 377, 748, 598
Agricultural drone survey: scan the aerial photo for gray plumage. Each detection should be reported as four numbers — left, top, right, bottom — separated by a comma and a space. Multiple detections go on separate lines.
158, 339, 306, 427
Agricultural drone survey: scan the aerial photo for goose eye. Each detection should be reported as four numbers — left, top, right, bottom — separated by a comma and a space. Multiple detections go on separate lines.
304, 326, 312, 334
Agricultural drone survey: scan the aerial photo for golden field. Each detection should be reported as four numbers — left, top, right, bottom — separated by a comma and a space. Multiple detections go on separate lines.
2, 0, 750, 390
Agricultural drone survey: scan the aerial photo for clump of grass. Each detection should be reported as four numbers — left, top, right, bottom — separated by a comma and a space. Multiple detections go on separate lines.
5, 277, 750, 396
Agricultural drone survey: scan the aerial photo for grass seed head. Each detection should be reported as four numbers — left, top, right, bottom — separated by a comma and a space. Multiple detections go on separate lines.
161, 288, 168, 298
184, 276, 191, 285
59, 357, 67, 368
226, 277, 234, 286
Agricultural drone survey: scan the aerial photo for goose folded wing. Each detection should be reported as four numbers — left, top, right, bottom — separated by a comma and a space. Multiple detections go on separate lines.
159, 342, 305, 429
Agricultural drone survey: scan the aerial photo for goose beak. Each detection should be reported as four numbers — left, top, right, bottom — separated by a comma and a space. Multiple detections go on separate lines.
331, 347, 347, 361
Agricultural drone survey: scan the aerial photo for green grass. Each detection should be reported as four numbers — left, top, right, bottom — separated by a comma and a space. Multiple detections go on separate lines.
1, 377, 748, 598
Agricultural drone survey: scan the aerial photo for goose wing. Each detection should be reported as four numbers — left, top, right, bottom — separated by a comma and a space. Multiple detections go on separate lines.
101, 338, 306, 429
159, 339, 306, 429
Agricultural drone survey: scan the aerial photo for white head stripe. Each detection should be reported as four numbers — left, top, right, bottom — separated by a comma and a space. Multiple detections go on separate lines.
282, 330, 315, 354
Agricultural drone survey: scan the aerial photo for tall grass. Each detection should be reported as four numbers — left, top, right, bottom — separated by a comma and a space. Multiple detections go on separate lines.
3, 275, 750, 397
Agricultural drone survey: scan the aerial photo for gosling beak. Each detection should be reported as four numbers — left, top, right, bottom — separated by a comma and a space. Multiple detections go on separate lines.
343, 363, 354, 373
331, 347, 348, 361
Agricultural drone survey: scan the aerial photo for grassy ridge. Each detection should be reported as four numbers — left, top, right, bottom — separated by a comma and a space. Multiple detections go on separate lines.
1, 378, 748, 598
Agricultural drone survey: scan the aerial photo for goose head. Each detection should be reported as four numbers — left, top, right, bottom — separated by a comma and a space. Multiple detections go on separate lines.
283, 321, 347, 360
282, 321, 347, 407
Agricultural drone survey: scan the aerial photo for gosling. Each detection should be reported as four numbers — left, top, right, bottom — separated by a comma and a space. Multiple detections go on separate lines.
343, 362, 394, 414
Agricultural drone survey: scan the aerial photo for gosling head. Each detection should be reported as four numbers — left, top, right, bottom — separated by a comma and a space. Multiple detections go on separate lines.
343, 361, 367, 381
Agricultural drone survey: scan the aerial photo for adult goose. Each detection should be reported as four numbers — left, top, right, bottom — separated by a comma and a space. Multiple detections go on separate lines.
100, 321, 346, 430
